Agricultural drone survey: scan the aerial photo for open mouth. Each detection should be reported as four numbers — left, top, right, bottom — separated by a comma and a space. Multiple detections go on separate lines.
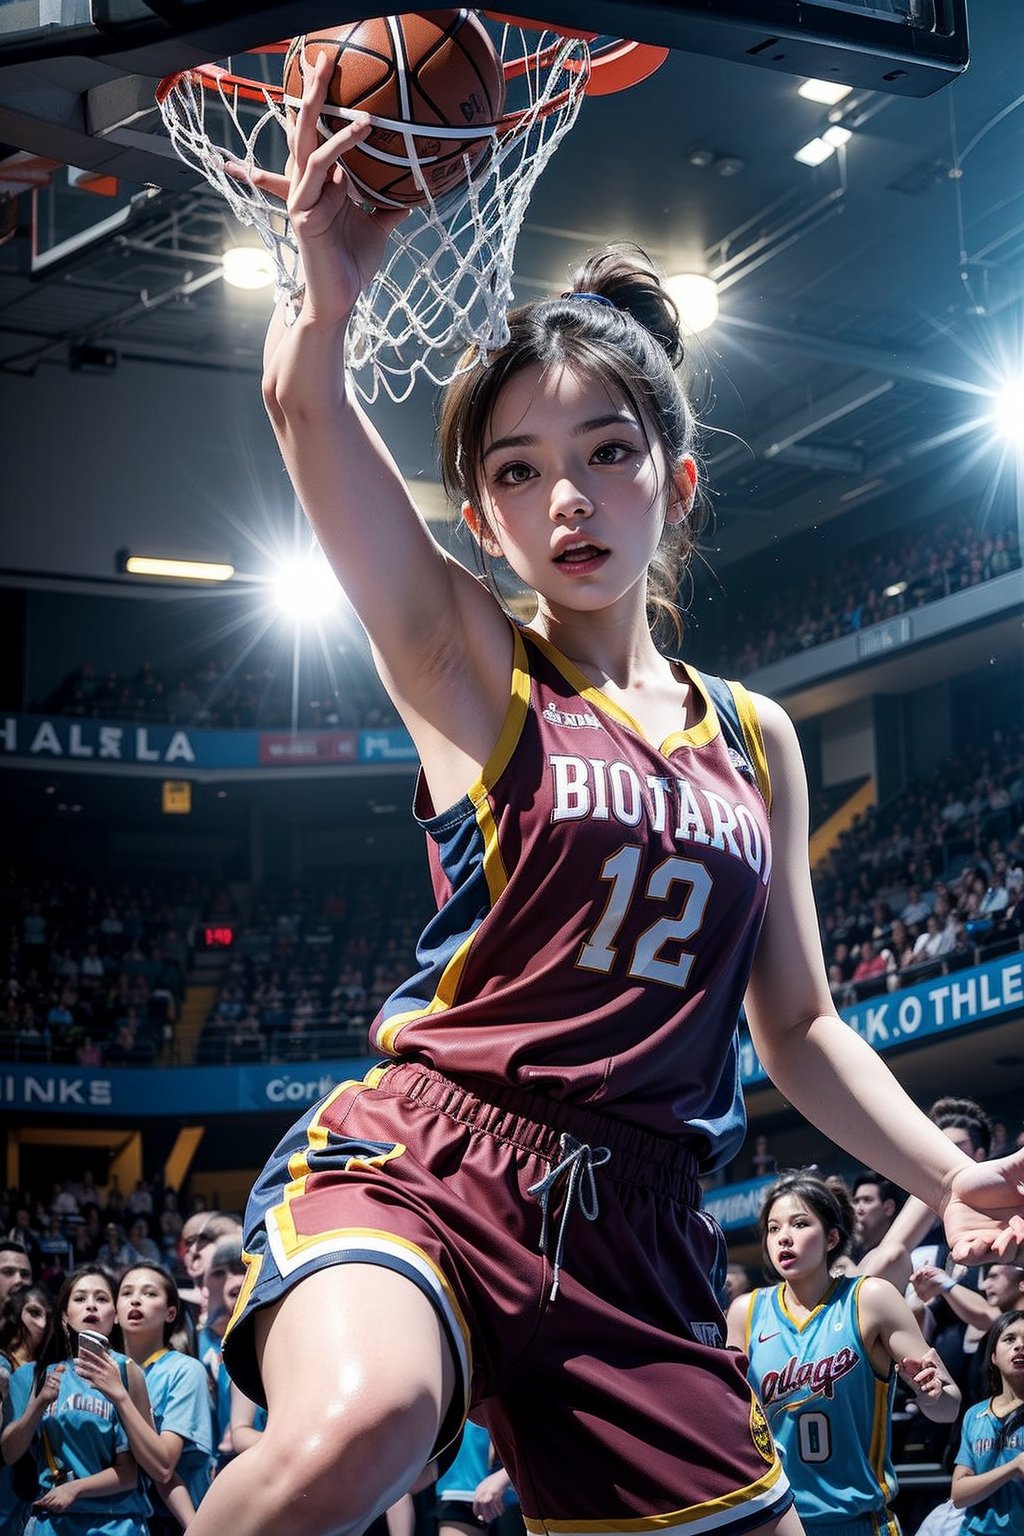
554, 542, 608, 569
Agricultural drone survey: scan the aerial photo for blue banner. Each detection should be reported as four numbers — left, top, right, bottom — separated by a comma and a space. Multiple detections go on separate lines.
0, 1057, 379, 1116
703, 1176, 775, 1233
741, 952, 1023, 1087
0, 715, 421, 771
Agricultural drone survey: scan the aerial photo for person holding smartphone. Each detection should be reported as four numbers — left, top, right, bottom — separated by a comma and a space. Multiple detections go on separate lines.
0, 1264, 150, 1536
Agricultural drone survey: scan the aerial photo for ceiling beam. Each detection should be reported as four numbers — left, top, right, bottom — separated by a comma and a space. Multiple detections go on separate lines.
716, 313, 989, 397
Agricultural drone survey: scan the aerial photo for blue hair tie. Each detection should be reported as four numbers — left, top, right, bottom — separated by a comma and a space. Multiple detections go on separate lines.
560, 290, 616, 309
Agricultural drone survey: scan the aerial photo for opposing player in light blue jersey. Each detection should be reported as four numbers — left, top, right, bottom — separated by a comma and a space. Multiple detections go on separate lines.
729, 1172, 960, 1536
0, 1265, 149, 1536
88, 1264, 214, 1533
952, 1309, 1024, 1535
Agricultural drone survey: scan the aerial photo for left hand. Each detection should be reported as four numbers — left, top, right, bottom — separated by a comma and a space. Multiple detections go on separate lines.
34, 1481, 79, 1514
899, 1347, 950, 1401
75, 1347, 125, 1404
942, 1148, 1024, 1264
473, 1471, 510, 1524
909, 1264, 952, 1303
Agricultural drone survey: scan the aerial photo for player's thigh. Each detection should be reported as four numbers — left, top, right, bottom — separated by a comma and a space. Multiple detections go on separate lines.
255, 1261, 458, 1488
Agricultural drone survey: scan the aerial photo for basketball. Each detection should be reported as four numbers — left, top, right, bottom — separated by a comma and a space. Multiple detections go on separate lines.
282, 10, 507, 209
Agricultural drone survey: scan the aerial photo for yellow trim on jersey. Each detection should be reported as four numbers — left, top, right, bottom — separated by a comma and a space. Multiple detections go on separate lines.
530, 634, 722, 755
377, 631, 532, 1055
521, 1455, 785, 1533
868, 1373, 893, 1500
285, 1066, 392, 1184
726, 679, 771, 813
777, 1274, 848, 1332
223, 1249, 262, 1341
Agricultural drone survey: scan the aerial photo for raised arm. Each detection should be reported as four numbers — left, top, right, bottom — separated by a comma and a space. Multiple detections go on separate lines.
858, 1276, 960, 1423
248, 51, 512, 801
744, 696, 1024, 1265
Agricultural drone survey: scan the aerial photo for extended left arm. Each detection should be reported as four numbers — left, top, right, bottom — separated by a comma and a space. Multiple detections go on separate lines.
858, 1276, 960, 1423
745, 697, 1024, 1264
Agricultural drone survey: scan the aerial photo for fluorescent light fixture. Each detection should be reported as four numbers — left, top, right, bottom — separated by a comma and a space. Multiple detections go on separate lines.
794, 137, 836, 167
221, 244, 276, 290
883, 581, 907, 599
124, 555, 235, 582
798, 79, 853, 105
823, 125, 852, 148
664, 272, 719, 334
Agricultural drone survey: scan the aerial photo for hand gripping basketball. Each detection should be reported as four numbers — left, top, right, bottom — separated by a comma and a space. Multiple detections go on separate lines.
233, 51, 408, 322
283, 12, 506, 210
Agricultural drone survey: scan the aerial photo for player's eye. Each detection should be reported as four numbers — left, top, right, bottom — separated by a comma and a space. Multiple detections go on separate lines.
493, 459, 535, 486
590, 440, 634, 465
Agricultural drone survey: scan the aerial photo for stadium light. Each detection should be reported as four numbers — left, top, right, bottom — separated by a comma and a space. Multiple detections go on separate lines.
992, 378, 1024, 441
273, 552, 340, 621
664, 273, 719, 334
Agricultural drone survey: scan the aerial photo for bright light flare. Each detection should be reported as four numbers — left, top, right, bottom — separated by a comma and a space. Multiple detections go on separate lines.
273, 554, 340, 621
992, 378, 1024, 442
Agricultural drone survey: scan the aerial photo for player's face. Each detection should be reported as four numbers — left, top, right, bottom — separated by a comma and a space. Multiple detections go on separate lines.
65, 1275, 116, 1338
475, 362, 692, 619
0, 1253, 32, 1303
765, 1195, 832, 1281
852, 1185, 890, 1246
982, 1264, 1024, 1310
118, 1269, 175, 1337
19, 1296, 51, 1351
991, 1320, 1024, 1385
181, 1216, 216, 1278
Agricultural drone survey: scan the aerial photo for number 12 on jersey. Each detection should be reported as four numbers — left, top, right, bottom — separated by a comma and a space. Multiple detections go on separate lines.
577, 846, 712, 990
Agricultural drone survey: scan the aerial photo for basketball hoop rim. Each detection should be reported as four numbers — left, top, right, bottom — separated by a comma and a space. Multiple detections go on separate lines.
155, 15, 667, 115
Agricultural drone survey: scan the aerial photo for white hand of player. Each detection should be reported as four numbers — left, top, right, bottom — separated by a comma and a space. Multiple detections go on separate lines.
228, 50, 407, 321
942, 1146, 1024, 1265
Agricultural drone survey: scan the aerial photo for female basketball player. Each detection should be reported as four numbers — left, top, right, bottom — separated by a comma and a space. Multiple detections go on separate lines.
951, 1308, 1024, 1533
74, 1263, 214, 1532
727, 1171, 960, 1534
1, 1265, 150, 1536
195, 49, 1024, 1536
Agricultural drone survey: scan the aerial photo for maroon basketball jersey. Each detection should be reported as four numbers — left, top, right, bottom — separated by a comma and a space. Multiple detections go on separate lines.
370, 628, 771, 1166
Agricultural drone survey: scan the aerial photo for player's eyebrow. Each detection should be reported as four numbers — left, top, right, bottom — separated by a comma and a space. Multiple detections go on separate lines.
483, 412, 639, 460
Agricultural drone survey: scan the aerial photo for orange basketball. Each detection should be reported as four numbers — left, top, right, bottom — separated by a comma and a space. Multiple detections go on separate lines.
283, 10, 506, 209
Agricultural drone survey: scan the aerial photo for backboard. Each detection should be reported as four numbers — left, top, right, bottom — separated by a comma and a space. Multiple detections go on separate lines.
0, 4, 970, 198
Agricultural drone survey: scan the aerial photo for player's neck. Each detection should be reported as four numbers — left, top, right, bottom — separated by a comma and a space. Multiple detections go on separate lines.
992, 1383, 1024, 1415
125, 1328, 162, 1364
782, 1268, 832, 1314
536, 605, 671, 688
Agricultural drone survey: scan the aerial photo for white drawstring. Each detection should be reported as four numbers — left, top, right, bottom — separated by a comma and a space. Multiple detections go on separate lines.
527, 1132, 611, 1301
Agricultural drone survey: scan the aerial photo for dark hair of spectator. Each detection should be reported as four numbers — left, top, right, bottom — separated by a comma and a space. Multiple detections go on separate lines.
929, 1095, 992, 1156
851, 1171, 900, 1205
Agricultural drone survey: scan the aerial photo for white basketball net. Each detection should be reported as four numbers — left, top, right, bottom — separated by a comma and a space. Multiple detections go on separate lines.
157, 22, 592, 402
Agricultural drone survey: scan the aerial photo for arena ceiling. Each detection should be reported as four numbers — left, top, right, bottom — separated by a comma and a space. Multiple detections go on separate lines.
1, 4, 1023, 591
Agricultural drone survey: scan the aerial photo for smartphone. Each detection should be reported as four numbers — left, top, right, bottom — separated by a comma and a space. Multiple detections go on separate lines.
77, 1328, 109, 1357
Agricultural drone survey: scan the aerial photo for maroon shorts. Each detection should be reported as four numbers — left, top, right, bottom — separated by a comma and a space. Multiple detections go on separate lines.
224, 1062, 791, 1535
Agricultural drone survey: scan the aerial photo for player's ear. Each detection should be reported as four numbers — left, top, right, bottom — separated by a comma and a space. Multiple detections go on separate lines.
462, 500, 501, 556
665, 456, 697, 526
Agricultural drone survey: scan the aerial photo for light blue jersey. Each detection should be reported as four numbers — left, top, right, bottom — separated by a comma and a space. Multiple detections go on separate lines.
6, 1357, 149, 1536
1, 1353, 31, 1536
955, 1399, 1024, 1535
141, 1348, 215, 1514
744, 1276, 897, 1533
438, 1420, 518, 1509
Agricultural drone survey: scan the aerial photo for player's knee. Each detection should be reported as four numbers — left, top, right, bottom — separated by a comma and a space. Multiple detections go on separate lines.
258, 1398, 435, 1534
